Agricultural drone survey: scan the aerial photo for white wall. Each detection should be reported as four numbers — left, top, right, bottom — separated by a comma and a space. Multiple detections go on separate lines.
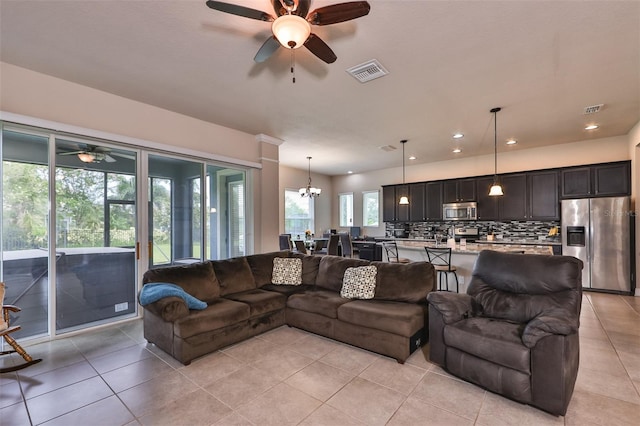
332, 136, 631, 237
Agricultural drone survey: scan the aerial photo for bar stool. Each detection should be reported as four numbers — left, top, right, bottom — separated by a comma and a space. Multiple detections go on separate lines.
425, 247, 459, 292
382, 241, 410, 263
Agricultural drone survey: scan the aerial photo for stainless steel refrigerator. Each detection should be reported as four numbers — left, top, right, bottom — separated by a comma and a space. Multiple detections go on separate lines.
561, 197, 634, 294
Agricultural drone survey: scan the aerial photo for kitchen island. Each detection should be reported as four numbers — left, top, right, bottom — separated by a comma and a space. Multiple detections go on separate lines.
391, 239, 555, 293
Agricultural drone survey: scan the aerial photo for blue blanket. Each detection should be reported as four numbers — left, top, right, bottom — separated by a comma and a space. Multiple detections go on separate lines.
140, 283, 207, 310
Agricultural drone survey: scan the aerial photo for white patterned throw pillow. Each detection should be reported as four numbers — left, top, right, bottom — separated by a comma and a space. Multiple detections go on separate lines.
272, 257, 303, 285
340, 265, 378, 299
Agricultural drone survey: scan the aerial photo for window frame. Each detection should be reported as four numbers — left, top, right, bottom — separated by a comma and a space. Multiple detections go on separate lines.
362, 190, 380, 228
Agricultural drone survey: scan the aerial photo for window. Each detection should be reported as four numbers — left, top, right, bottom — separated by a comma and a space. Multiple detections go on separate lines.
339, 193, 354, 227
363, 190, 380, 227
284, 189, 314, 238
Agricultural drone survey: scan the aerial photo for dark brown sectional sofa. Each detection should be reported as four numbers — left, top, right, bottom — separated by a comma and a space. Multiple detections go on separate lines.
140, 250, 435, 365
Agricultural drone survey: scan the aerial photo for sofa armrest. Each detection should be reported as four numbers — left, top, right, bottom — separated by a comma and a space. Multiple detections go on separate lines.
522, 308, 579, 348
426, 292, 476, 325
141, 296, 190, 322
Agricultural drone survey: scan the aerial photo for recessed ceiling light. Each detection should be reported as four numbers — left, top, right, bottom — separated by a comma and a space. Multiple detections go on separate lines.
585, 124, 599, 130
506, 139, 517, 145
347, 170, 353, 174
453, 133, 464, 139
453, 148, 461, 153
409, 156, 416, 160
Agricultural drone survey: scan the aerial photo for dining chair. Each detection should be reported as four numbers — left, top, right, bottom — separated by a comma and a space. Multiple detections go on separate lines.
326, 234, 340, 256
294, 240, 308, 255
313, 239, 327, 254
339, 233, 353, 258
279, 234, 293, 250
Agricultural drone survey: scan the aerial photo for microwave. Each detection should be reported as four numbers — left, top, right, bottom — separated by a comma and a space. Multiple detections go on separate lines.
443, 202, 477, 221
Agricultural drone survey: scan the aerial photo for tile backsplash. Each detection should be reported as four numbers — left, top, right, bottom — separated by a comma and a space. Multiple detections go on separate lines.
386, 220, 561, 242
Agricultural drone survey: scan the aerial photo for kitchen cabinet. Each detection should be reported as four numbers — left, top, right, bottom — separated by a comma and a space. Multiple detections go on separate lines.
425, 181, 443, 220
499, 174, 528, 220
476, 176, 499, 220
409, 183, 426, 221
593, 162, 630, 196
382, 185, 409, 222
561, 161, 630, 198
528, 170, 559, 220
443, 178, 476, 203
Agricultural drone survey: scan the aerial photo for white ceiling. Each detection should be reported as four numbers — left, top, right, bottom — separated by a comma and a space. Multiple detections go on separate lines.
1, 0, 639, 176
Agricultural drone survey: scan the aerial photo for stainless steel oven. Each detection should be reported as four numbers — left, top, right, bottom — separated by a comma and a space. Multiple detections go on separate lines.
443, 202, 477, 221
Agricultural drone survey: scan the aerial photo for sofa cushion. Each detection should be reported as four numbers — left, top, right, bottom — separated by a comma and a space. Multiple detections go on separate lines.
289, 253, 322, 285
142, 262, 220, 303
337, 300, 425, 337
211, 257, 256, 296
224, 289, 287, 317
444, 317, 530, 373
272, 257, 303, 285
315, 256, 371, 292
286, 289, 352, 319
372, 261, 435, 303
246, 250, 291, 287
174, 298, 250, 339
340, 266, 377, 299
261, 283, 314, 296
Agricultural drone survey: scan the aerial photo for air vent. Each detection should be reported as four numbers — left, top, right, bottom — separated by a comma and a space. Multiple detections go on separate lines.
584, 104, 604, 114
346, 59, 389, 83
379, 145, 397, 152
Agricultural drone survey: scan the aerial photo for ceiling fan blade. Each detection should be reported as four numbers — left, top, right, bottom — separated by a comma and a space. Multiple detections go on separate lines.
57, 150, 84, 156
111, 152, 137, 161
307, 1, 371, 25
304, 33, 337, 63
104, 154, 117, 163
254, 36, 281, 63
206, 1, 275, 22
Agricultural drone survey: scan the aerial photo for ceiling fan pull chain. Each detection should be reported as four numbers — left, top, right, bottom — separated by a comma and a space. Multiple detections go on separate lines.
291, 48, 296, 83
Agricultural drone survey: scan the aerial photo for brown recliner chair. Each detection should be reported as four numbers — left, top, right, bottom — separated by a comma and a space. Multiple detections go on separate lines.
426, 250, 583, 416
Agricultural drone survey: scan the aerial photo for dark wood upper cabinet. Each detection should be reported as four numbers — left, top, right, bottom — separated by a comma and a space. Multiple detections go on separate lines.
409, 183, 426, 221
561, 161, 630, 198
443, 178, 476, 203
529, 171, 559, 220
425, 181, 443, 220
593, 162, 630, 196
499, 174, 527, 220
476, 176, 499, 220
382, 186, 397, 222
561, 167, 591, 198
396, 184, 410, 222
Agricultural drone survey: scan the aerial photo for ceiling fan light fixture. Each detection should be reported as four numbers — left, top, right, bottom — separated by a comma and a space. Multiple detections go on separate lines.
272, 14, 311, 49
77, 152, 96, 163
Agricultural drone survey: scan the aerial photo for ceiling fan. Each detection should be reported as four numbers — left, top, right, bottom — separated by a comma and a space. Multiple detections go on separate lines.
205, 0, 371, 64
57, 145, 134, 163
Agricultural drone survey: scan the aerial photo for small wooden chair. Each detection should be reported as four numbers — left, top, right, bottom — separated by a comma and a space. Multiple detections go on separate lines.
1, 282, 42, 373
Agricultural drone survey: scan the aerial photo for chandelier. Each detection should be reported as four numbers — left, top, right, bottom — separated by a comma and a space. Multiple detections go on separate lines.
299, 156, 321, 198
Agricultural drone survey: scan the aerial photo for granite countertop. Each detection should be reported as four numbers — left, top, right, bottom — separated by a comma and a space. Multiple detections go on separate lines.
394, 239, 554, 255
475, 238, 561, 246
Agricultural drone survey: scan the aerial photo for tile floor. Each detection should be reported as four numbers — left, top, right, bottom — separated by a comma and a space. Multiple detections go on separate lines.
1, 292, 639, 425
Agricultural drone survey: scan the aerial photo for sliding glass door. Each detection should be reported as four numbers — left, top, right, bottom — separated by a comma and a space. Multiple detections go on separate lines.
54, 138, 138, 333
1, 129, 50, 338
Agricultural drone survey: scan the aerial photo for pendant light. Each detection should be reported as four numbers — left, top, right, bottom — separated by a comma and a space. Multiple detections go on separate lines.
489, 107, 504, 196
299, 156, 321, 198
398, 140, 409, 205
